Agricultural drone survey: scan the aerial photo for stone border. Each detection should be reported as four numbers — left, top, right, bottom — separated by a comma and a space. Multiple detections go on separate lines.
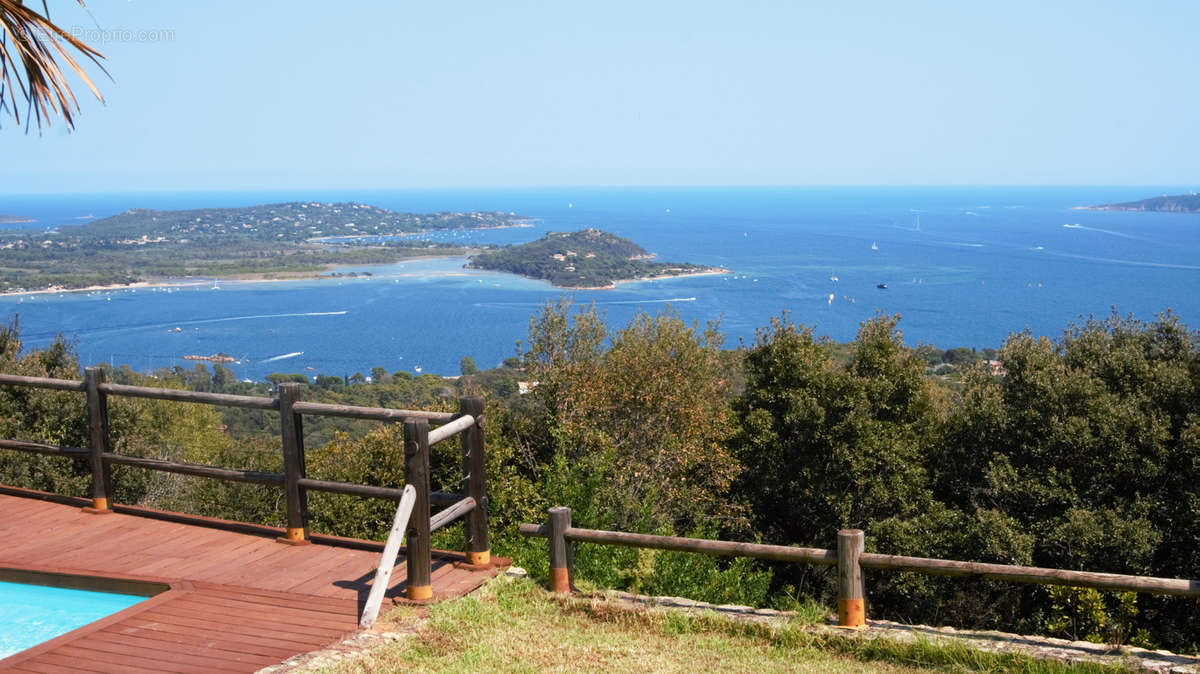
257, 567, 531, 672
256, 626, 418, 673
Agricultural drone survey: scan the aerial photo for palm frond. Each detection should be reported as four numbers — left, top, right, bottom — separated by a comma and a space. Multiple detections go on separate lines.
0, 0, 106, 131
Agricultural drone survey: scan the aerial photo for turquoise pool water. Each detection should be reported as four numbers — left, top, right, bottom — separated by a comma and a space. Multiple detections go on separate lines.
0, 580, 147, 658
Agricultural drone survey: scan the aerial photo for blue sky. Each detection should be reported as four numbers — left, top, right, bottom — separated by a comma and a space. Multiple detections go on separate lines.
2, 1, 1197, 192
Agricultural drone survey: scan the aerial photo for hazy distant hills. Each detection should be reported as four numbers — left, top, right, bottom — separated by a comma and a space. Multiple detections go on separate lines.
1088, 193, 1200, 213
69, 202, 528, 243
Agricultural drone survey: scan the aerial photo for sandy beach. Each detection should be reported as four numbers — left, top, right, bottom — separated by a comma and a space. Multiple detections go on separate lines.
572, 267, 731, 291
305, 222, 533, 244
0, 259, 731, 298
0, 254, 480, 298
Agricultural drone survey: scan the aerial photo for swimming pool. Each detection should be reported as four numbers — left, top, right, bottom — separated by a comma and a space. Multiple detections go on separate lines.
0, 578, 152, 658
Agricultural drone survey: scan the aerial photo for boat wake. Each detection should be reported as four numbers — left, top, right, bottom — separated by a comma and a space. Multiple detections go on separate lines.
1041, 251, 1200, 271
602, 297, 697, 305
26, 310, 350, 341
182, 310, 349, 325
260, 351, 303, 363
1062, 223, 1139, 239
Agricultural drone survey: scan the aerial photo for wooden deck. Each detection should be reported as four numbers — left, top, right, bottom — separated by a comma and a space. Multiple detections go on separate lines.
0, 487, 505, 672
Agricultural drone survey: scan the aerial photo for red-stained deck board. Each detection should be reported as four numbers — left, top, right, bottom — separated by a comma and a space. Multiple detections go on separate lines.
0, 488, 505, 672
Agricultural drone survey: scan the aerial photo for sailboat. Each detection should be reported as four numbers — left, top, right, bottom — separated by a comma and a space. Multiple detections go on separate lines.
871, 241, 879, 251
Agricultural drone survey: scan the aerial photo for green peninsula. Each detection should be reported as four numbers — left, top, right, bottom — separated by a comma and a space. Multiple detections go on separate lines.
0, 202, 530, 293
1087, 193, 1200, 213
466, 229, 725, 288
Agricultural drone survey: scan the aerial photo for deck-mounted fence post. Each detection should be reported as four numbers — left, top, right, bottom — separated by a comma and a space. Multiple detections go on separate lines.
548, 506, 574, 593
404, 418, 433, 600
82, 366, 113, 514
837, 529, 866, 627
460, 396, 490, 566
278, 383, 309, 544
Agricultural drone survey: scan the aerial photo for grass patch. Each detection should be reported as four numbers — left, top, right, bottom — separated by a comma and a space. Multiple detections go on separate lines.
316, 577, 1135, 674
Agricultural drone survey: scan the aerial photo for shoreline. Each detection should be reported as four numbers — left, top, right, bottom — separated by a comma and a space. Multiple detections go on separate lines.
0, 259, 730, 298
306, 222, 534, 244
563, 267, 731, 291
0, 254, 475, 298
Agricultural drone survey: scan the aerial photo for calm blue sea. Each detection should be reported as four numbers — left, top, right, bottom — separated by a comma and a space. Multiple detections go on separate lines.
0, 186, 1195, 379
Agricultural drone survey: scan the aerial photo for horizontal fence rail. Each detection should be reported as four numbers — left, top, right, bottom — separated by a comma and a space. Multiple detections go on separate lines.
856, 553, 1198, 596
102, 452, 285, 485
0, 367, 492, 600
518, 523, 837, 565
0, 438, 88, 458
291, 400, 455, 422
521, 507, 1200, 628
296, 477, 465, 505
0, 373, 86, 391
100, 382, 281, 410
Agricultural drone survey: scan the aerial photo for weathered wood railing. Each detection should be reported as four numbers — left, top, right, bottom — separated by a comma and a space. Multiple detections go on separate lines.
0, 367, 491, 601
520, 507, 1200, 627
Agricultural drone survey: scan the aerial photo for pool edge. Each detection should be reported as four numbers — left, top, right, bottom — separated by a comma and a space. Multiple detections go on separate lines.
0, 570, 190, 670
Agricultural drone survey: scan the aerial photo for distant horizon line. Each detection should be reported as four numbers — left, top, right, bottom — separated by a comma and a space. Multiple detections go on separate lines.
1, 183, 1196, 198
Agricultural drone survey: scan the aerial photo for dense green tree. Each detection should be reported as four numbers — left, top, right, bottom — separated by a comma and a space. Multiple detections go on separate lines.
314, 374, 344, 391
266, 372, 308, 385
212, 363, 236, 391
0, 318, 91, 497
934, 313, 1200, 648
732, 313, 943, 545
521, 299, 740, 533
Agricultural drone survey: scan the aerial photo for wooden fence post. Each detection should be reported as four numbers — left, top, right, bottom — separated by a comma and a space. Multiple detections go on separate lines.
82, 366, 112, 514
548, 506, 573, 593
278, 383, 309, 544
460, 396, 490, 566
837, 529, 866, 627
404, 418, 433, 600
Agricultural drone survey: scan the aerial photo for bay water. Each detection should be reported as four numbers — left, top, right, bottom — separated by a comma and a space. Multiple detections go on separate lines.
0, 186, 1195, 380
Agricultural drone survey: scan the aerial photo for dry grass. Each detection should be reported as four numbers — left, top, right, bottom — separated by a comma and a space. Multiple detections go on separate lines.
312, 577, 1132, 674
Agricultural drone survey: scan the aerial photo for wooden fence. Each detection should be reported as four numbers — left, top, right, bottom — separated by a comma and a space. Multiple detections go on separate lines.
520, 506, 1200, 627
0, 367, 490, 601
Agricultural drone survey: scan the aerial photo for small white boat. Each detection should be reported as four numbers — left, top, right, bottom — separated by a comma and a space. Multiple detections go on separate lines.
830, 274, 839, 282
871, 242, 879, 251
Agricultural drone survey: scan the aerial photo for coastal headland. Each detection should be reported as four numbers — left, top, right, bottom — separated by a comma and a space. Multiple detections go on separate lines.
0, 202, 526, 294
1082, 192, 1200, 213
466, 229, 726, 288
0, 203, 724, 295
